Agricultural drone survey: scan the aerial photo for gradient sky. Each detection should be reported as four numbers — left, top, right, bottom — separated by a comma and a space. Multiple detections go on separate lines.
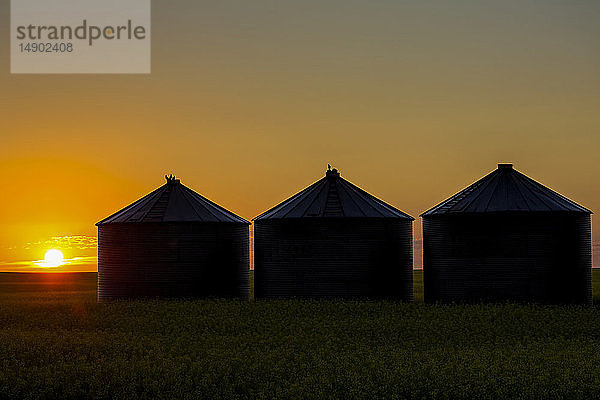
1, 0, 599, 271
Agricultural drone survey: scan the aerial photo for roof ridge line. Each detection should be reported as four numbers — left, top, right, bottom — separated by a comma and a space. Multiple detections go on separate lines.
422, 166, 592, 216
145, 185, 173, 221
337, 178, 367, 217
424, 170, 492, 215
254, 173, 413, 220
340, 178, 385, 217
282, 179, 327, 218
304, 179, 328, 217
96, 185, 165, 225
341, 177, 412, 219
516, 171, 576, 211
467, 170, 499, 209
253, 178, 324, 220
510, 172, 536, 210
185, 185, 249, 223
481, 172, 500, 212
180, 185, 221, 222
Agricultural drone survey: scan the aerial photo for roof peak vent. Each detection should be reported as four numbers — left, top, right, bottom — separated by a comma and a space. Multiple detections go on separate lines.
165, 174, 180, 185
498, 163, 513, 170
326, 164, 340, 178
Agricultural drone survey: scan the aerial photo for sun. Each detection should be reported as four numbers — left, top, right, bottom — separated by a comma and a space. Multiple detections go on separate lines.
43, 249, 65, 268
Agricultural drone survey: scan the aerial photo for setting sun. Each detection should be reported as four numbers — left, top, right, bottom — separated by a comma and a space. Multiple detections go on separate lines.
41, 249, 64, 268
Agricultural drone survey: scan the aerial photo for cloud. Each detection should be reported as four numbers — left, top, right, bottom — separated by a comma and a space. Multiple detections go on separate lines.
23, 236, 97, 250
0, 256, 97, 272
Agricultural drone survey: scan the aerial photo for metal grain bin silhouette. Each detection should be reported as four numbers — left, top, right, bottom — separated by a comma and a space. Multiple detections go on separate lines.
254, 167, 414, 300
96, 175, 250, 300
422, 163, 592, 304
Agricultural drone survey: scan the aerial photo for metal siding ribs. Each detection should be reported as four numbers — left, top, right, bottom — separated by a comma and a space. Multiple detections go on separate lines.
98, 223, 249, 300
422, 164, 592, 305
255, 219, 413, 300
254, 168, 414, 300
97, 177, 250, 300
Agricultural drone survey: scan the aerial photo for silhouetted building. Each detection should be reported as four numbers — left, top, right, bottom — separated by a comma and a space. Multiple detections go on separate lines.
422, 163, 592, 304
254, 167, 414, 300
96, 175, 250, 300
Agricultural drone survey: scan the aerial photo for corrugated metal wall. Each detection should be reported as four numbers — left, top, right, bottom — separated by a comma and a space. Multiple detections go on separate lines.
255, 219, 413, 300
423, 213, 591, 304
98, 222, 249, 300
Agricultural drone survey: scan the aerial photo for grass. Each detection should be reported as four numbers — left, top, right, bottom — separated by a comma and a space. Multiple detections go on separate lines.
1, 271, 600, 399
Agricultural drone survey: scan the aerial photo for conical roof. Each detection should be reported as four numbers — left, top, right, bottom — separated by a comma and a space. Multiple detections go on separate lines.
97, 175, 249, 225
421, 164, 592, 216
254, 168, 414, 220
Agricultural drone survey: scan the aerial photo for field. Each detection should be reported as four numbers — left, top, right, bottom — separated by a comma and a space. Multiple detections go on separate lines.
2, 271, 600, 399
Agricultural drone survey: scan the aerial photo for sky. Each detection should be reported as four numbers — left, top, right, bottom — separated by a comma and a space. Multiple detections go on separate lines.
1, 0, 599, 271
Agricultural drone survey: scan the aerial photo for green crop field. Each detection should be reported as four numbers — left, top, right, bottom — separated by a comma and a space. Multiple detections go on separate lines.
2, 270, 600, 399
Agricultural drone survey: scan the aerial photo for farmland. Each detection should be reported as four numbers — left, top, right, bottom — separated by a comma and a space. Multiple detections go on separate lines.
1, 271, 600, 399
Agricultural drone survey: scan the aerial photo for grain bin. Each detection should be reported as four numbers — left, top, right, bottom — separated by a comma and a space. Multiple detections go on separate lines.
96, 175, 250, 300
254, 167, 414, 300
422, 163, 592, 304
